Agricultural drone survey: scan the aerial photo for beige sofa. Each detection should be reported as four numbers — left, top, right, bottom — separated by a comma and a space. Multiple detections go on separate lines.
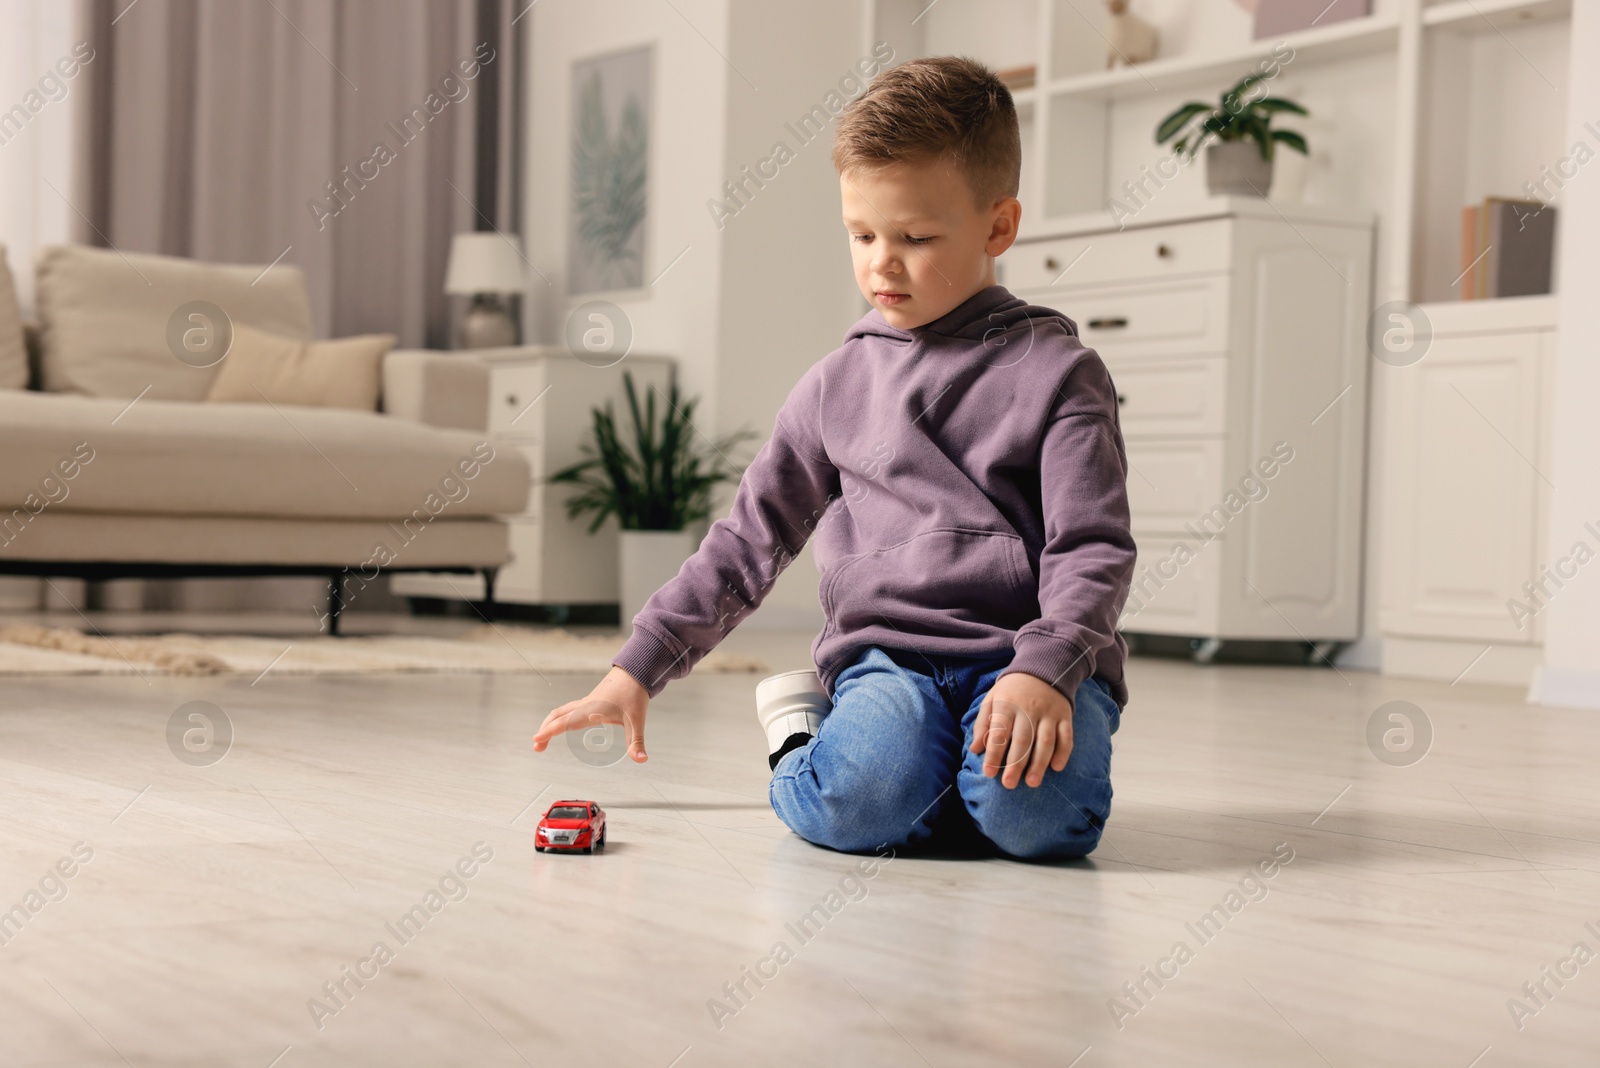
0, 244, 530, 632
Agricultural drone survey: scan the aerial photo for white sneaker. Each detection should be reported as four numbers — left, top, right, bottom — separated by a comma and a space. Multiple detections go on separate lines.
755, 669, 832, 769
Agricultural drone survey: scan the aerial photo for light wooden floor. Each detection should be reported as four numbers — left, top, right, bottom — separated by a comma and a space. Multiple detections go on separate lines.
2, 624, 1597, 1067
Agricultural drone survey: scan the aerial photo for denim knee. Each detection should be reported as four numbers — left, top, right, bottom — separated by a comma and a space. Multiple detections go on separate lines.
768, 646, 958, 854
978, 805, 1105, 860
772, 745, 950, 854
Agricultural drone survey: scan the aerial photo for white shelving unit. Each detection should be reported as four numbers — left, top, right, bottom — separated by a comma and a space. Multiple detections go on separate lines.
865, 0, 1571, 302
1385, 0, 1571, 681
1423, 0, 1570, 29
1380, 296, 1559, 684
1409, 0, 1572, 302
865, 0, 1573, 672
1044, 14, 1401, 102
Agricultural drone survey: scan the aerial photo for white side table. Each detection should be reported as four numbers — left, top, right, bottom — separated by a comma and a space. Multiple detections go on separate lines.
392, 347, 674, 610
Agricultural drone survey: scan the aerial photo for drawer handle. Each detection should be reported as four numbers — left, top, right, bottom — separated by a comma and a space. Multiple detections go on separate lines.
1044, 255, 1060, 270
1116, 392, 1128, 406
506, 394, 518, 406
1087, 317, 1129, 329
1156, 243, 1172, 258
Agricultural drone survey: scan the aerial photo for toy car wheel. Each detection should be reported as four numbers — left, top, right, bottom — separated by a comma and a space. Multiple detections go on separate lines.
535, 845, 545, 853
597, 828, 606, 849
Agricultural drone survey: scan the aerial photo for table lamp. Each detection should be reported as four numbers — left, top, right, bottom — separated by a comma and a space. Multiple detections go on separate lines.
445, 232, 526, 349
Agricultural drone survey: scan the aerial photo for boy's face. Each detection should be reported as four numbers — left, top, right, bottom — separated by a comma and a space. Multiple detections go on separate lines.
841, 160, 1021, 330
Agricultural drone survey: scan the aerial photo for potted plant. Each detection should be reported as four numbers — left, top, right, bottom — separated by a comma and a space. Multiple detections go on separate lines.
549, 372, 754, 628
1155, 72, 1309, 197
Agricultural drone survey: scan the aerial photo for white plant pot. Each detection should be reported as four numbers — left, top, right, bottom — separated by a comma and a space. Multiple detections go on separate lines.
620, 529, 699, 630
1205, 140, 1275, 197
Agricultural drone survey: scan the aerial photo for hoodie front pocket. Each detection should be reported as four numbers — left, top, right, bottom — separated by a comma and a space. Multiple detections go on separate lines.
820, 527, 1038, 641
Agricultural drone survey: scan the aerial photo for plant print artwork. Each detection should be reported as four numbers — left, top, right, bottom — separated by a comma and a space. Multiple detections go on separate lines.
569, 46, 650, 294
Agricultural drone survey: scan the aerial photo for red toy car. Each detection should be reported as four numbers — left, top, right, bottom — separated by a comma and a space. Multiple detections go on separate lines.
535, 800, 606, 854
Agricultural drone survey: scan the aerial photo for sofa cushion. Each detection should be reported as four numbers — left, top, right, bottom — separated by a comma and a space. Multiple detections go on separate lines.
0, 245, 27, 390
206, 326, 394, 410
0, 391, 530, 521
34, 245, 315, 400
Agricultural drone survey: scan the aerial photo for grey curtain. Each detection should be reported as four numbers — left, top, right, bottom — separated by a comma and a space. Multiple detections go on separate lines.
68, 0, 521, 615
75, 0, 523, 350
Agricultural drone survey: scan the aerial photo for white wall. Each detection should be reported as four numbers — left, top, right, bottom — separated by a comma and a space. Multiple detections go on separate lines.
0, 0, 80, 316
525, 0, 864, 632
0, 1, 80, 611
918, 0, 1038, 72
522, 0, 731, 414
712, 0, 863, 628
1533, 3, 1600, 708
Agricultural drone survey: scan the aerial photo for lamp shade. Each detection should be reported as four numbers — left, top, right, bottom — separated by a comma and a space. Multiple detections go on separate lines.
444, 232, 526, 294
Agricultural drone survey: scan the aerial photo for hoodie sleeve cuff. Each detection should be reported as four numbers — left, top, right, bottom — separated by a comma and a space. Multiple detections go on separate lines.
1000, 633, 1094, 703
612, 621, 691, 699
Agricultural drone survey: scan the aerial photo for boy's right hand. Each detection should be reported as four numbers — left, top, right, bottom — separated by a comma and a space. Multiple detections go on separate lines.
532, 666, 652, 763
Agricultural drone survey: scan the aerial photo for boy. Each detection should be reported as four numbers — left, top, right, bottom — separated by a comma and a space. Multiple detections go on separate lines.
533, 56, 1135, 861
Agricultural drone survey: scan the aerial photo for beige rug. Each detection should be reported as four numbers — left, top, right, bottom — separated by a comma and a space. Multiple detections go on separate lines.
0, 624, 768, 678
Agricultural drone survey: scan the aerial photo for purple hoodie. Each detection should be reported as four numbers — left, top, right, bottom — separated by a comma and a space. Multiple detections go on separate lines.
613, 284, 1136, 708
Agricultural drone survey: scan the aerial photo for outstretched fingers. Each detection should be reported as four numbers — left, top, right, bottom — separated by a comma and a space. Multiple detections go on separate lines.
533, 698, 643, 760
532, 701, 583, 752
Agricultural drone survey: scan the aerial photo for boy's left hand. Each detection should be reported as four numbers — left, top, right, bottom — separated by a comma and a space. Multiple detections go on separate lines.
971, 672, 1073, 789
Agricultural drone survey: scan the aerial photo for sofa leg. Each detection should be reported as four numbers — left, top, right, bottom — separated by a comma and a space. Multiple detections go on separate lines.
481, 568, 499, 624
327, 572, 345, 637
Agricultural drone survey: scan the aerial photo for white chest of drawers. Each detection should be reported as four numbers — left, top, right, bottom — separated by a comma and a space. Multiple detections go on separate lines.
1004, 198, 1374, 647
392, 347, 674, 607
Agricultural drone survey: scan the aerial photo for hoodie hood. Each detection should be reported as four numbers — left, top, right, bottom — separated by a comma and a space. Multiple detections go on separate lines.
845, 284, 1080, 346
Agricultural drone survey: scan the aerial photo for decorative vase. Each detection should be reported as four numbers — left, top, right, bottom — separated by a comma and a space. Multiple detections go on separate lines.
1205, 140, 1275, 197
619, 529, 699, 630
458, 294, 518, 349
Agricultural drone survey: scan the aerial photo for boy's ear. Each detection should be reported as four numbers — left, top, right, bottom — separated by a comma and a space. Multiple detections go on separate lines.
985, 197, 1022, 257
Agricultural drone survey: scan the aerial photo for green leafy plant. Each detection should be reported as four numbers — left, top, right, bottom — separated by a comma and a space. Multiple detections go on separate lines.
548, 372, 756, 533
572, 70, 647, 289
1155, 72, 1309, 162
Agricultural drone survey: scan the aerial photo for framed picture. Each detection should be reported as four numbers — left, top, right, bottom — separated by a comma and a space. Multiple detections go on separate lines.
568, 45, 652, 296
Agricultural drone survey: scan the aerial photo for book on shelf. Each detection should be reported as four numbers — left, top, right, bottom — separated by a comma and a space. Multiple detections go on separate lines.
996, 64, 1036, 91
1460, 203, 1480, 299
1459, 196, 1556, 300
1254, 0, 1371, 38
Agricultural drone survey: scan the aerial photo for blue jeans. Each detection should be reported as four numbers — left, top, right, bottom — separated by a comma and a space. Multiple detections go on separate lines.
769, 646, 1121, 860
